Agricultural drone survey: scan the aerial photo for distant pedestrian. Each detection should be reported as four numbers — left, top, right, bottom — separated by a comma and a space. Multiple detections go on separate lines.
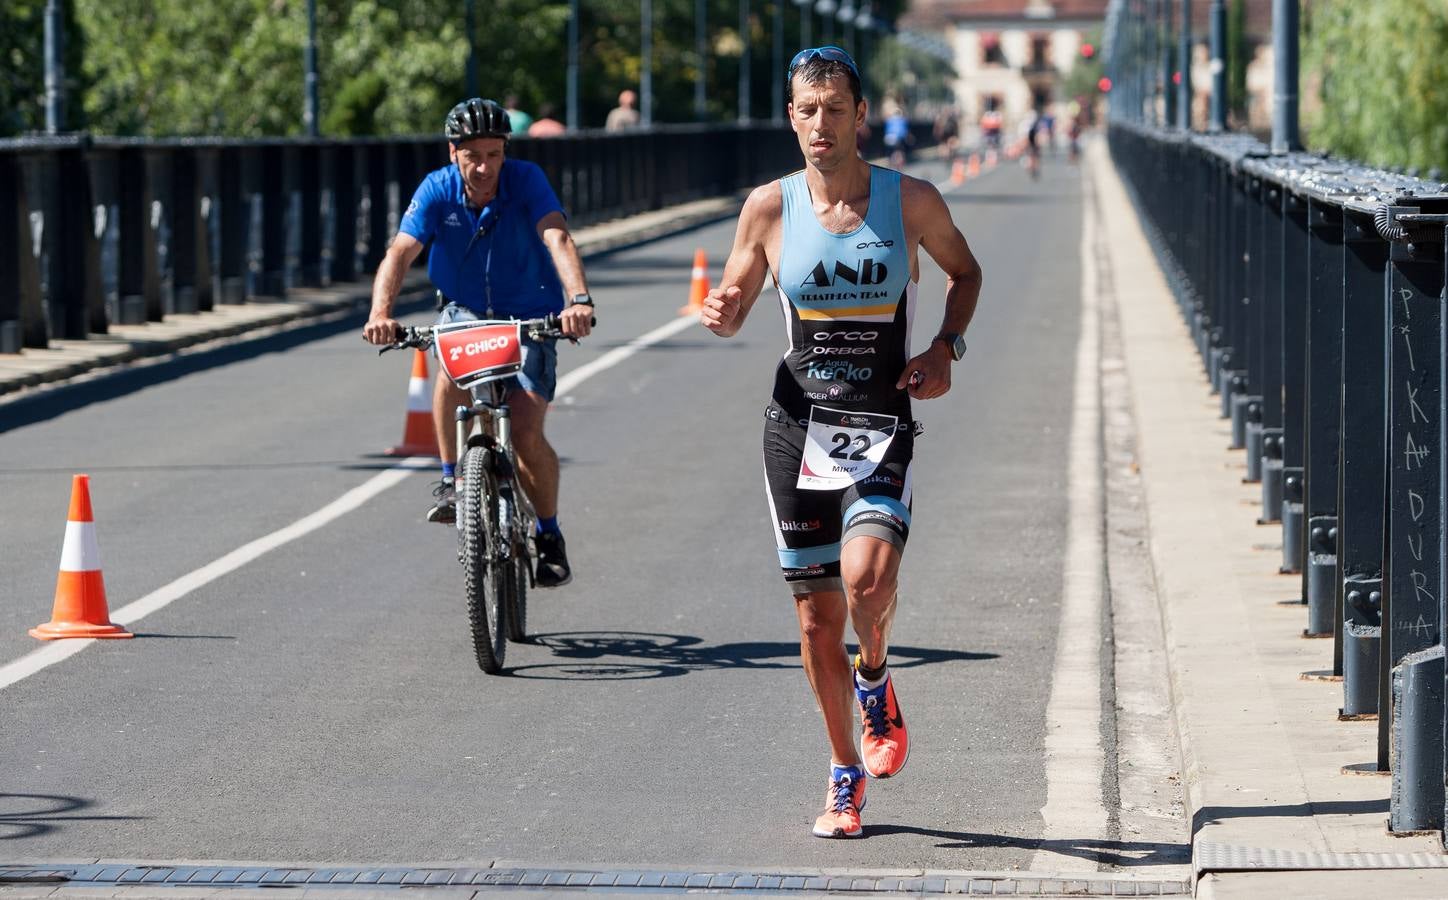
605, 90, 641, 131
882, 102, 911, 167
503, 94, 533, 135
528, 104, 566, 137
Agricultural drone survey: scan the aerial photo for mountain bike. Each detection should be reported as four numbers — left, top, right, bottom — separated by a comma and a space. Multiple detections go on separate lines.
381, 315, 575, 674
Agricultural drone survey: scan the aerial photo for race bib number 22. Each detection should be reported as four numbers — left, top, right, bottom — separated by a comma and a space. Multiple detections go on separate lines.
797, 406, 898, 491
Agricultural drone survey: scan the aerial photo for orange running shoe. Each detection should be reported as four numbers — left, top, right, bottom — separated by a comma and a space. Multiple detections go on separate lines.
855, 658, 909, 778
812, 764, 867, 838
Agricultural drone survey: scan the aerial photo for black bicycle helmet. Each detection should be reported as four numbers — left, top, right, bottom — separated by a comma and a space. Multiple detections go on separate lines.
444, 98, 512, 142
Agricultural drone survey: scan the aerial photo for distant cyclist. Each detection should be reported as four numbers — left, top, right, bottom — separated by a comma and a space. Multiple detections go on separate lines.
700, 47, 982, 838
362, 97, 595, 588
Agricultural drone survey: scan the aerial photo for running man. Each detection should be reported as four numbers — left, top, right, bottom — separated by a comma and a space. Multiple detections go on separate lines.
699, 46, 982, 838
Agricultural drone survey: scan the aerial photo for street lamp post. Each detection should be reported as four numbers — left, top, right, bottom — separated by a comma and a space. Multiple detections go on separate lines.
740, 0, 752, 121
773, 0, 784, 121
465, 0, 477, 97
304, 0, 319, 136
1163, 0, 1176, 127
696, 0, 708, 120
43, 0, 64, 133
642, 0, 654, 126
1209, 0, 1226, 131
568, 0, 580, 129
1178, 0, 1192, 130
1271, 0, 1300, 152
794, 0, 812, 50
857, 9, 873, 101
838, 2, 856, 55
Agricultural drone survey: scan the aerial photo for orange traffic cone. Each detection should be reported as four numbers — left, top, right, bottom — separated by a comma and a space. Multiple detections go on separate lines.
949, 157, 966, 185
31, 475, 132, 640
967, 152, 981, 178
678, 248, 709, 316
384, 349, 440, 457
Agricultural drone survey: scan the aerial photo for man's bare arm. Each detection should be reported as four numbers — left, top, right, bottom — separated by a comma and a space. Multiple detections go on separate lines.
894, 178, 983, 399
908, 178, 982, 337
538, 210, 593, 337
362, 233, 425, 344
701, 184, 780, 337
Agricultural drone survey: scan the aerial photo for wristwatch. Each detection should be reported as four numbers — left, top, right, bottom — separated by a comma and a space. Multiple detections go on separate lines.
933, 332, 967, 361
569, 293, 595, 307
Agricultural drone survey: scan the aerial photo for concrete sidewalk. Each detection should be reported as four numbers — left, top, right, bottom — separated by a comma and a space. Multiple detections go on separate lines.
0, 194, 747, 401
1089, 141, 1448, 897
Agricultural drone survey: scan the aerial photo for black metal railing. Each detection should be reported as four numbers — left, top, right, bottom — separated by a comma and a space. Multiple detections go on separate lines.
3, 123, 943, 354
1110, 119, 1448, 841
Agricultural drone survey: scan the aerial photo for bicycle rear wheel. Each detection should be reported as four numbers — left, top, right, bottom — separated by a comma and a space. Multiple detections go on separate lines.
499, 486, 529, 643
461, 447, 507, 674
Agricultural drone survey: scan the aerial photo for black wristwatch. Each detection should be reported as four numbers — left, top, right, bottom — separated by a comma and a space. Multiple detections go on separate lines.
569, 293, 595, 307
933, 332, 967, 361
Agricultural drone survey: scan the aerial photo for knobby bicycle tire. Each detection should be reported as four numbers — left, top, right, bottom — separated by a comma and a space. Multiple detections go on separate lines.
499, 485, 529, 643
462, 447, 507, 673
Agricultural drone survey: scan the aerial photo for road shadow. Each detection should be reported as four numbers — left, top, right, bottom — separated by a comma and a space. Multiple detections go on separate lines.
508, 631, 996, 681
0, 794, 141, 841
868, 823, 1191, 869
1194, 797, 1388, 831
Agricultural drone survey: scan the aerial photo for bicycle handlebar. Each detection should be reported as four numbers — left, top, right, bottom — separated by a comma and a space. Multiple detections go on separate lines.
377, 314, 596, 355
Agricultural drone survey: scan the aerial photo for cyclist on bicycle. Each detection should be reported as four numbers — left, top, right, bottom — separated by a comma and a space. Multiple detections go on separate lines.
699, 47, 982, 838
362, 97, 594, 588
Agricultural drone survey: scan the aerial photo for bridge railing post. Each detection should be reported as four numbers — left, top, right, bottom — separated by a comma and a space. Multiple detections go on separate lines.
1304, 200, 1344, 642
1381, 203, 1447, 832
1337, 208, 1389, 722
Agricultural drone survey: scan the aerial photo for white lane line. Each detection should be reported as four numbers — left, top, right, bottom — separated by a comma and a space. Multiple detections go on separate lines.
1028, 166, 1108, 872
2, 312, 703, 692
0, 459, 433, 692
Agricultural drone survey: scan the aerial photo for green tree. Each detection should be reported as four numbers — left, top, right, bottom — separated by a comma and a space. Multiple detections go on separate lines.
1303, 0, 1448, 172
7, 0, 909, 137
1, 0, 89, 135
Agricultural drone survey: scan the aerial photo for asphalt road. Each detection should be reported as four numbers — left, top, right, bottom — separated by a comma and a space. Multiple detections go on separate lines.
0, 153, 1089, 871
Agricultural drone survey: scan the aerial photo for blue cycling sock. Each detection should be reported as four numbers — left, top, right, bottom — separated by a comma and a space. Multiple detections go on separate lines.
441, 463, 455, 479
536, 516, 560, 535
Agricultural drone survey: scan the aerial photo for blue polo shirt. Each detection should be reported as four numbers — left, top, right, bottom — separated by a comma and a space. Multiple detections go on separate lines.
399, 160, 567, 318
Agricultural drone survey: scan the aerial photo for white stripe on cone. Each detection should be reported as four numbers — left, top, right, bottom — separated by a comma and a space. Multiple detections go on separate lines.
405, 375, 430, 413
59, 520, 102, 573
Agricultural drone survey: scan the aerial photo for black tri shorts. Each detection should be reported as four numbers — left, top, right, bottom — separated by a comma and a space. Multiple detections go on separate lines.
761, 403, 915, 596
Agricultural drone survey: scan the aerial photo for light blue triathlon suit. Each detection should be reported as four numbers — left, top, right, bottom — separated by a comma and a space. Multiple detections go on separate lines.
762, 165, 918, 595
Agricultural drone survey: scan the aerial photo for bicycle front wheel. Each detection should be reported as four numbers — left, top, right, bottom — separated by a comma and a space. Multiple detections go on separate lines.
499, 486, 529, 643
461, 447, 507, 674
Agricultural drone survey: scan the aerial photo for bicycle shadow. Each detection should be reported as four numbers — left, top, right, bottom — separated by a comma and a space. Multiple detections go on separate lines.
507, 631, 996, 681
0, 793, 142, 841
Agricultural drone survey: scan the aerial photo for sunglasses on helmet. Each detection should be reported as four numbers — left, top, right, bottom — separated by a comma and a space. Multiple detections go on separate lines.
787, 46, 861, 81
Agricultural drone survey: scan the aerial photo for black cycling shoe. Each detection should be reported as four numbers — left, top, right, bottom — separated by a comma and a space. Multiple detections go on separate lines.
426, 477, 456, 524
534, 531, 572, 587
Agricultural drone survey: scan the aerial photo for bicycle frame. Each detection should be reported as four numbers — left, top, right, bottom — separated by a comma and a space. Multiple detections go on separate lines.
455, 378, 538, 545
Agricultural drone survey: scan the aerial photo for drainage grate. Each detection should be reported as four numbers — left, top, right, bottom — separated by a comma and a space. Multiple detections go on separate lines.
1196, 842, 1448, 872
0, 864, 1192, 896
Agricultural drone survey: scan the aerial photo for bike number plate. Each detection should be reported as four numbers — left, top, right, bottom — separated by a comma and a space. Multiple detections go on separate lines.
434, 321, 524, 389
797, 406, 897, 491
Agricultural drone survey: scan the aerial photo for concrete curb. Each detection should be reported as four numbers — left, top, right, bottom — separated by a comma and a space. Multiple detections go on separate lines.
0, 193, 746, 402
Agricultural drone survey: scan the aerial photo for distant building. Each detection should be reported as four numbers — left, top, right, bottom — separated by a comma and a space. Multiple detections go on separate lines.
903, 0, 1110, 138
903, 0, 1277, 137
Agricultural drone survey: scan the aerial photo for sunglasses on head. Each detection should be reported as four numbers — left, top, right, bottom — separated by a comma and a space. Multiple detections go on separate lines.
787, 46, 861, 80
